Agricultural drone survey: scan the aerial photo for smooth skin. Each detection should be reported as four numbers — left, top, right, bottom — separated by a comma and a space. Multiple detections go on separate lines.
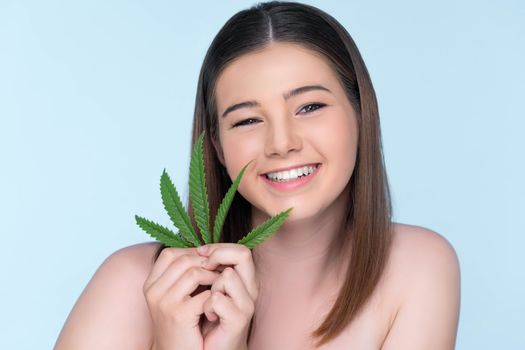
54, 42, 460, 349
198, 244, 259, 350
144, 248, 217, 350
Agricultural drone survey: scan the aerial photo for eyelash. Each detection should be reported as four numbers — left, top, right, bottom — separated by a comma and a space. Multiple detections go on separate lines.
232, 103, 327, 128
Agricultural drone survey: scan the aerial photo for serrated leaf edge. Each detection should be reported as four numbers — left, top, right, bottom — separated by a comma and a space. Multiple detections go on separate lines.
135, 214, 191, 248
237, 207, 293, 248
160, 169, 201, 247
212, 159, 253, 243
189, 131, 211, 244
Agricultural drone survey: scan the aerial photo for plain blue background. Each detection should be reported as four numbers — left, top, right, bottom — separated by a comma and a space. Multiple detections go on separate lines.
1, 0, 523, 348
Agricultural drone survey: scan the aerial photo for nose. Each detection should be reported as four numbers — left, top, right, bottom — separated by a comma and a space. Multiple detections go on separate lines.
264, 117, 302, 158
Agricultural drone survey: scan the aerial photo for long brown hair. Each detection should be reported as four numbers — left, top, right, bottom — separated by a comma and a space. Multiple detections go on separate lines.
154, 1, 393, 347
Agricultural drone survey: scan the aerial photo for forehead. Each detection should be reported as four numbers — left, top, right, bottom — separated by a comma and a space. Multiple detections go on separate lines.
215, 42, 340, 110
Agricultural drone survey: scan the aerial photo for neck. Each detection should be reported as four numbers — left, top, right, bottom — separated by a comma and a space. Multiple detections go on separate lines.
250, 190, 351, 296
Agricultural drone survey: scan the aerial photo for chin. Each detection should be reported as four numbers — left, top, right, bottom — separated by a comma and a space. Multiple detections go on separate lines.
258, 203, 321, 224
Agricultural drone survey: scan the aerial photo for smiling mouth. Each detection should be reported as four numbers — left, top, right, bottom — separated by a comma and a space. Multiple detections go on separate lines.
262, 163, 321, 182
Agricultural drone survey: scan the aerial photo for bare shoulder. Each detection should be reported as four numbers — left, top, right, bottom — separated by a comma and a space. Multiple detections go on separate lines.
390, 222, 460, 268
386, 222, 460, 296
54, 242, 162, 350
88, 241, 162, 289
103, 241, 162, 272
380, 223, 461, 349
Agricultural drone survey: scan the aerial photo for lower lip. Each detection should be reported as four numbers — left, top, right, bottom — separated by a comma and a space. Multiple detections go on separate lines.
260, 164, 321, 191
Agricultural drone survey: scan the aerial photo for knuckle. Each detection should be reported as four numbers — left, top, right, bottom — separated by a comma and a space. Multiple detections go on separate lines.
239, 246, 252, 261
222, 266, 235, 277
211, 291, 222, 302
160, 247, 177, 260
178, 254, 193, 265
168, 249, 180, 260
157, 248, 170, 259
187, 266, 201, 278
157, 248, 181, 267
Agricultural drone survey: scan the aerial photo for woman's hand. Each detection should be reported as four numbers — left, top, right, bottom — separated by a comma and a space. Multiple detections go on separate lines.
197, 243, 259, 350
143, 247, 220, 350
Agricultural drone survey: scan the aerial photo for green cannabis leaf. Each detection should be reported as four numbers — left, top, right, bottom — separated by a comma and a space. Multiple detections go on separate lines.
160, 169, 201, 247
212, 159, 254, 244
189, 132, 211, 244
134, 215, 188, 248
135, 130, 293, 249
237, 207, 293, 248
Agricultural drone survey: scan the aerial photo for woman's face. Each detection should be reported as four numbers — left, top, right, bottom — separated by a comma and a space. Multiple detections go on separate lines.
215, 42, 359, 223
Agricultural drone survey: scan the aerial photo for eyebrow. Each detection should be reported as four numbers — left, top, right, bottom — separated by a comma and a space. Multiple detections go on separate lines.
221, 84, 332, 118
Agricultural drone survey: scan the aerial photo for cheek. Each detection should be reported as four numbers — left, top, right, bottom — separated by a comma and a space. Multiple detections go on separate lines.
221, 133, 262, 179
337, 121, 357, 157
316, 112, 358, 155
317, 113, 359, 187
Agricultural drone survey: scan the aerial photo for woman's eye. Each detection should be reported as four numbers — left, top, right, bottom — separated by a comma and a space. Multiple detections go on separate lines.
299, 103, 326, 114
231, 103, 325, 128
232, 118, 260, 128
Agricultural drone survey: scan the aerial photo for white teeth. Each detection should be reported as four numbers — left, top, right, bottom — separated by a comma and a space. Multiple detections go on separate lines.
265, 164, 318, 182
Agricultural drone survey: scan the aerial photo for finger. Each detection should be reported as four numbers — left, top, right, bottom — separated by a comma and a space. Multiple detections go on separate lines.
145, 247, 199, 288
167, 288, 212, 329
187, 289, 212, 320
204, 291, 247, 328
165, 266, 220, 302
199, 244, 258, 300
204, 291, 235, 322
204, 302, 218, 323
211, 267, 254, 315
151, 254, 209, 295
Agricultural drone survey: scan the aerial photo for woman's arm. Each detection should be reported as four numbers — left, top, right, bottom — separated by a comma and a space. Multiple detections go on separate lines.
381, 226, 461, 350
54, 242, 159, 350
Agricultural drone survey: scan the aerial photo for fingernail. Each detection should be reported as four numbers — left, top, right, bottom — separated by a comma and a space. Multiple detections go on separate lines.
197, 245, 208, 254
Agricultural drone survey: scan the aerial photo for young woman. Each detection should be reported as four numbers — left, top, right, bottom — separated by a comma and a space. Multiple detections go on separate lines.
54, 1, 460, 349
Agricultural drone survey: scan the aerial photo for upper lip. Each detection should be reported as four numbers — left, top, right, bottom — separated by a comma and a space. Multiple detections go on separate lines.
261, 163, 320, 175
